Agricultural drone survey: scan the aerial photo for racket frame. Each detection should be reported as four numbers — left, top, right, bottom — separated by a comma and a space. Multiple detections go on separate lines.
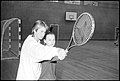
66, 12, 95, 50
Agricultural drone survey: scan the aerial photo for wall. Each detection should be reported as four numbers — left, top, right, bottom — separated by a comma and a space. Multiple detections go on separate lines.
1, 1, 119, 41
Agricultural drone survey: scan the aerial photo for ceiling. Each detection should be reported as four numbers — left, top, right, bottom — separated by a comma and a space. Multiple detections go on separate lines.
97, 1, 119, 4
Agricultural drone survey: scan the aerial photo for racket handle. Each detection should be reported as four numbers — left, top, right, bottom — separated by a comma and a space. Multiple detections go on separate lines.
66, 45, 75, 51
66, 38, 73, 51
66, 46, 72, 51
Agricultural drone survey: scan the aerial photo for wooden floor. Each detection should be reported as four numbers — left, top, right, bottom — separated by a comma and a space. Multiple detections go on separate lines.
1, 41, 119, 80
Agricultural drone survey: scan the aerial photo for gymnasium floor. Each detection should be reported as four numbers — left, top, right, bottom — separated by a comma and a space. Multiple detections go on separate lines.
1, 40, 119, 80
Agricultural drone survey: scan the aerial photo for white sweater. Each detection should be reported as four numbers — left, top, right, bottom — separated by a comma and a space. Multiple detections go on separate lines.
16, 35, 59, 80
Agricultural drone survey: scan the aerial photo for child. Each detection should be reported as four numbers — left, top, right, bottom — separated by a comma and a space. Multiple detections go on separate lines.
39, 31, 60, 80
16, 20, 67, 80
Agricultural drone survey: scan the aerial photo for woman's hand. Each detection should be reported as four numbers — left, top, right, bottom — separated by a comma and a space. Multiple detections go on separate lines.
65, 49, 68, 53
57, 48, 67, 60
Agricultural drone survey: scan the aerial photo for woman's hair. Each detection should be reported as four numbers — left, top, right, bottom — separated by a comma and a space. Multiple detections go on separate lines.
31, 20, 48, 34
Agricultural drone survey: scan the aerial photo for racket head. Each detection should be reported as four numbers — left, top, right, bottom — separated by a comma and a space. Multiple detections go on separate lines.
72, 12, 95, 46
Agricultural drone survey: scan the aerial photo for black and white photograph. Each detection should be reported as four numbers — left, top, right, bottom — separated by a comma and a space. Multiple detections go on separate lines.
1, 1, 119, 80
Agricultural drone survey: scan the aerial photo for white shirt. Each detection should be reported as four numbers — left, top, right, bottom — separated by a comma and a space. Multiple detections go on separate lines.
16, 35, 59, 80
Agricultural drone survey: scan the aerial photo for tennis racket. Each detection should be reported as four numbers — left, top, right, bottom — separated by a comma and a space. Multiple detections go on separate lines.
66, 12, 95, 51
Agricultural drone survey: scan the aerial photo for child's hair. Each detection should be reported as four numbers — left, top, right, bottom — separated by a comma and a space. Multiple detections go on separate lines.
44, 31, 55, 40
31, 20, 48, 34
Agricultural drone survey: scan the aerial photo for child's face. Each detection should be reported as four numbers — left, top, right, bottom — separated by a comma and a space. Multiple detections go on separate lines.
34, 25, 46, 40
44, 34, 55, 47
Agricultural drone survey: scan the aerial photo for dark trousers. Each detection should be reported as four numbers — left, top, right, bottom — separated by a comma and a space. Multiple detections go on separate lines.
38, 61, 57, 80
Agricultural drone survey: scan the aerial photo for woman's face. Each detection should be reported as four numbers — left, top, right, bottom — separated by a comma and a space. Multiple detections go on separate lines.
34, 25, 46, 40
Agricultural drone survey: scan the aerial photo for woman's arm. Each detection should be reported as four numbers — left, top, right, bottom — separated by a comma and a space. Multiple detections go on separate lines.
30, 44, 67, 62
51, 56, 59, 61
30, 43, 59, 61
22, 36, 67, 62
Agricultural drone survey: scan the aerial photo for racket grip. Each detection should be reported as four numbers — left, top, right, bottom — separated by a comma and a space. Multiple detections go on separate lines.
66, 38, 73, 51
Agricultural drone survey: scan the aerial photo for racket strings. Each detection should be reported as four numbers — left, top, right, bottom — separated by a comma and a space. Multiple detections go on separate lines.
81, 16, 93, 42
82, 21, 88, 41
74, 27, 83, 44
74, 18, 93, 44
84, 25, 92, 41
76, 22, 87, 43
